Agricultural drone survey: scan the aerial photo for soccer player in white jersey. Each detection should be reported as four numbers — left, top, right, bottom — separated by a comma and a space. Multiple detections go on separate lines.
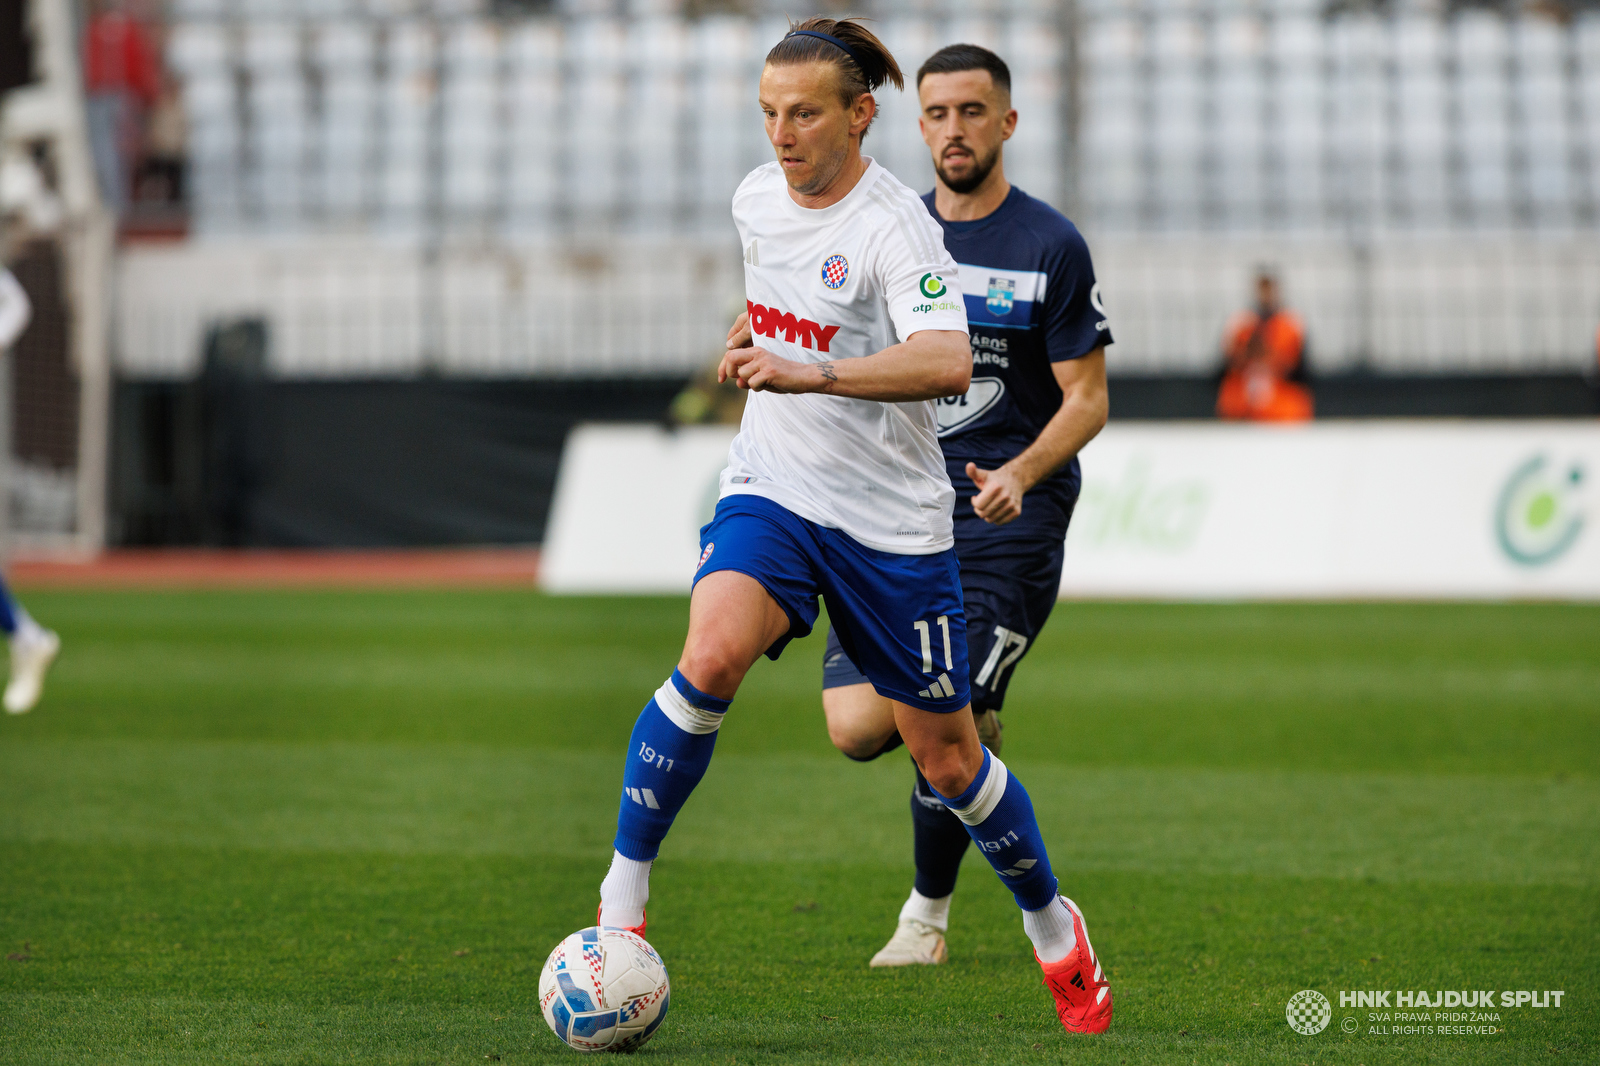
0, 265, 60, 714
592, 17, 1111, 1036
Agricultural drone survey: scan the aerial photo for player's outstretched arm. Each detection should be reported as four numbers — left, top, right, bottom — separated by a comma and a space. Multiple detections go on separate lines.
720, 328, 970, 403
968, 347, 1109, 525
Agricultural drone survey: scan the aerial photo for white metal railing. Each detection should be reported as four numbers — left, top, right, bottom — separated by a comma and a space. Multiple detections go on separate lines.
116, 232, 1600, 378
120, 4, 1600, 377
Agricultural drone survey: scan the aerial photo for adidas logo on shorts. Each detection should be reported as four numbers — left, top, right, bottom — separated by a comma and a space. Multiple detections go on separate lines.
917, 672, 957, 700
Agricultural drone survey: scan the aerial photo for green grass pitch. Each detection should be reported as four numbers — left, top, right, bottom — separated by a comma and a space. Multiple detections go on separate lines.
1, 590, 1595, 1064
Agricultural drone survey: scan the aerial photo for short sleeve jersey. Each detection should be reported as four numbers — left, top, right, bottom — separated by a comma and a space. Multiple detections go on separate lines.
924, 186, 1111, 510
723, 159, 969, 554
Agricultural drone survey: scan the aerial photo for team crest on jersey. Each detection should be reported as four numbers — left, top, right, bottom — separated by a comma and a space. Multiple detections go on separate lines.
987, 276, 1016, 316
697, 542, 715, 569
821, 255, 849, 289
919, 273, 948, 299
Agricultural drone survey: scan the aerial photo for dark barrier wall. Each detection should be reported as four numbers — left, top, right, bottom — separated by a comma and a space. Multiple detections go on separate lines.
111, 377, 687, 547
1107, 373, 1600, 420
109, 373, 1599, 548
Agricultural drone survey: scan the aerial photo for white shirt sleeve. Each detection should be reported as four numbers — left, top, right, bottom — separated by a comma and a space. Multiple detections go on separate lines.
0, 267, 31, 351
874, 205, 968, 343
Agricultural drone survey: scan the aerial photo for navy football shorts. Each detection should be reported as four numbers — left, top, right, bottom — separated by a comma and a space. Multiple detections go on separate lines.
696, 494, 970, 714
823, 499, 1069, 713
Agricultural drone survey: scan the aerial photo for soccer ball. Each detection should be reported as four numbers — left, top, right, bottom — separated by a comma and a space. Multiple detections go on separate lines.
538, 926, 670, 1053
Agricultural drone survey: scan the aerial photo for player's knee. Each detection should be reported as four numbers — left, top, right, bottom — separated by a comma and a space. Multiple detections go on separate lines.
676, 645, 747, 701
823, 687, 896, 759
918, 745, 979, 799
827, 719, 887, 760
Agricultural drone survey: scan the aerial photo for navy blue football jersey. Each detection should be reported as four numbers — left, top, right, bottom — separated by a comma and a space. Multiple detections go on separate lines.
921, 186, 1110, 517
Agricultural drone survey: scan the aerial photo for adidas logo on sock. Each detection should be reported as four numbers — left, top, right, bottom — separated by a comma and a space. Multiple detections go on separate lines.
1000, 858, 1036, 877
916, 672, 956, 700
625, 787, 660, 810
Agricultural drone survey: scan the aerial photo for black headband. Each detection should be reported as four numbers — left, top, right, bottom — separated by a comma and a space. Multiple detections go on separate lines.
784, 29, 866, 74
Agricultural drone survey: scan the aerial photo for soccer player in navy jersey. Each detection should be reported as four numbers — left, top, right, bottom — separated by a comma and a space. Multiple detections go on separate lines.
818, 44, 1112, 975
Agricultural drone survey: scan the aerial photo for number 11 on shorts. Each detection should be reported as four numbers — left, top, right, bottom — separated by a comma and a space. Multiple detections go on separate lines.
913, 615, 954, 675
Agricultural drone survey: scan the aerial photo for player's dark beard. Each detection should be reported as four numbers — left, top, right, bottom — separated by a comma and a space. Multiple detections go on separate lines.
935, 144, 1000, 195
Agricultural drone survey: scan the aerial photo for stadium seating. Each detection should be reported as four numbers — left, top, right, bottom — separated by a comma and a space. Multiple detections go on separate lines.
133, 4, 1600, 378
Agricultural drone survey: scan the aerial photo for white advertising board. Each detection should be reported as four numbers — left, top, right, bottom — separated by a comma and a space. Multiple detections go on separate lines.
541, 421, 1600, 600
541, 424, 737, 594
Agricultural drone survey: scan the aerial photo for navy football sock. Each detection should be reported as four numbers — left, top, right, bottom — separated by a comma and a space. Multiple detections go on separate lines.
930, 747, 1060, 913
910, 762, 971, 900
612, 669, 729, 862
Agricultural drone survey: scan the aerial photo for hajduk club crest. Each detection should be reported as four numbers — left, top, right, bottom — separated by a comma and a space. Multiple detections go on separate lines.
821, 255, 849, 290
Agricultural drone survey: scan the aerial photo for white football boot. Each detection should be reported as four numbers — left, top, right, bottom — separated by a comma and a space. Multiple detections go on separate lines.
5, 625, 60, 714
869, 919, 948, 967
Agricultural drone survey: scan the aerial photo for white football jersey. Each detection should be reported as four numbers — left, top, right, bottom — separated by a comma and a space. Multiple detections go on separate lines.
723, 158, 969, 554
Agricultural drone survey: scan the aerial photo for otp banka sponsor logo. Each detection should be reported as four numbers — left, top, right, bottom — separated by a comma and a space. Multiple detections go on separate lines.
1495, 453, 1585, 566
746, 301, 841, 352
914, 273, 960, 314
936, 377, 1004, 436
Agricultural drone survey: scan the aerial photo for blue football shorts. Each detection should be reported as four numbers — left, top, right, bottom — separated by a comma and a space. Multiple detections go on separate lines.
695, 494, 971, 713
823, 485, 1072, 713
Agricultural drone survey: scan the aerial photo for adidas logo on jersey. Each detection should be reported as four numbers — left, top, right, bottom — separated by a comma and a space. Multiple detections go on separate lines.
917, 672, 957, 700
746, 301, 841, 353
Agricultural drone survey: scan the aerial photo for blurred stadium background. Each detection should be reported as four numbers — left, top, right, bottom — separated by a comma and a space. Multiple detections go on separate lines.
0, 0, 1597, 559
2, 7, 1596, 1061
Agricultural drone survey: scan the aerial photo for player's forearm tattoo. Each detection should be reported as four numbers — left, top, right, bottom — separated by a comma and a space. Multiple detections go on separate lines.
816, 362, 838, 390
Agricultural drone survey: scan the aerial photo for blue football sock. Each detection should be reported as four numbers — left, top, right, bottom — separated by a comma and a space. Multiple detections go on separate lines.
612, 669, 729, 862
930, 747, 1060, 913
0, 573, 18, 636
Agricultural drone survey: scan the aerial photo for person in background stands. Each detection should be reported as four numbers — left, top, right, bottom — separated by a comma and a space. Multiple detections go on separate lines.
82, 0, 162, 218
1216, 269, 1312, 423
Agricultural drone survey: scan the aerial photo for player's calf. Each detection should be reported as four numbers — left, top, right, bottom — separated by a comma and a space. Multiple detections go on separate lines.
602, 670, 730, 929
613, 670, 729, 860
926, 742, 1106, 1009
929, 747, 1057, 912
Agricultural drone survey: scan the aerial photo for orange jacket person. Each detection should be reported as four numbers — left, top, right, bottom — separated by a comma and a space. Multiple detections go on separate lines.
1217, 271, 1313, 422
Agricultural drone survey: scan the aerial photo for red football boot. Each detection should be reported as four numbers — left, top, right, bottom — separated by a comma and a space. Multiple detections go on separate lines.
596, 903, 646, 939
1037, 896, 1112, 1034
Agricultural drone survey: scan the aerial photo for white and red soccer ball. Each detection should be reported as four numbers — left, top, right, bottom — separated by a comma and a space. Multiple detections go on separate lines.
539, 926, 670, 1052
